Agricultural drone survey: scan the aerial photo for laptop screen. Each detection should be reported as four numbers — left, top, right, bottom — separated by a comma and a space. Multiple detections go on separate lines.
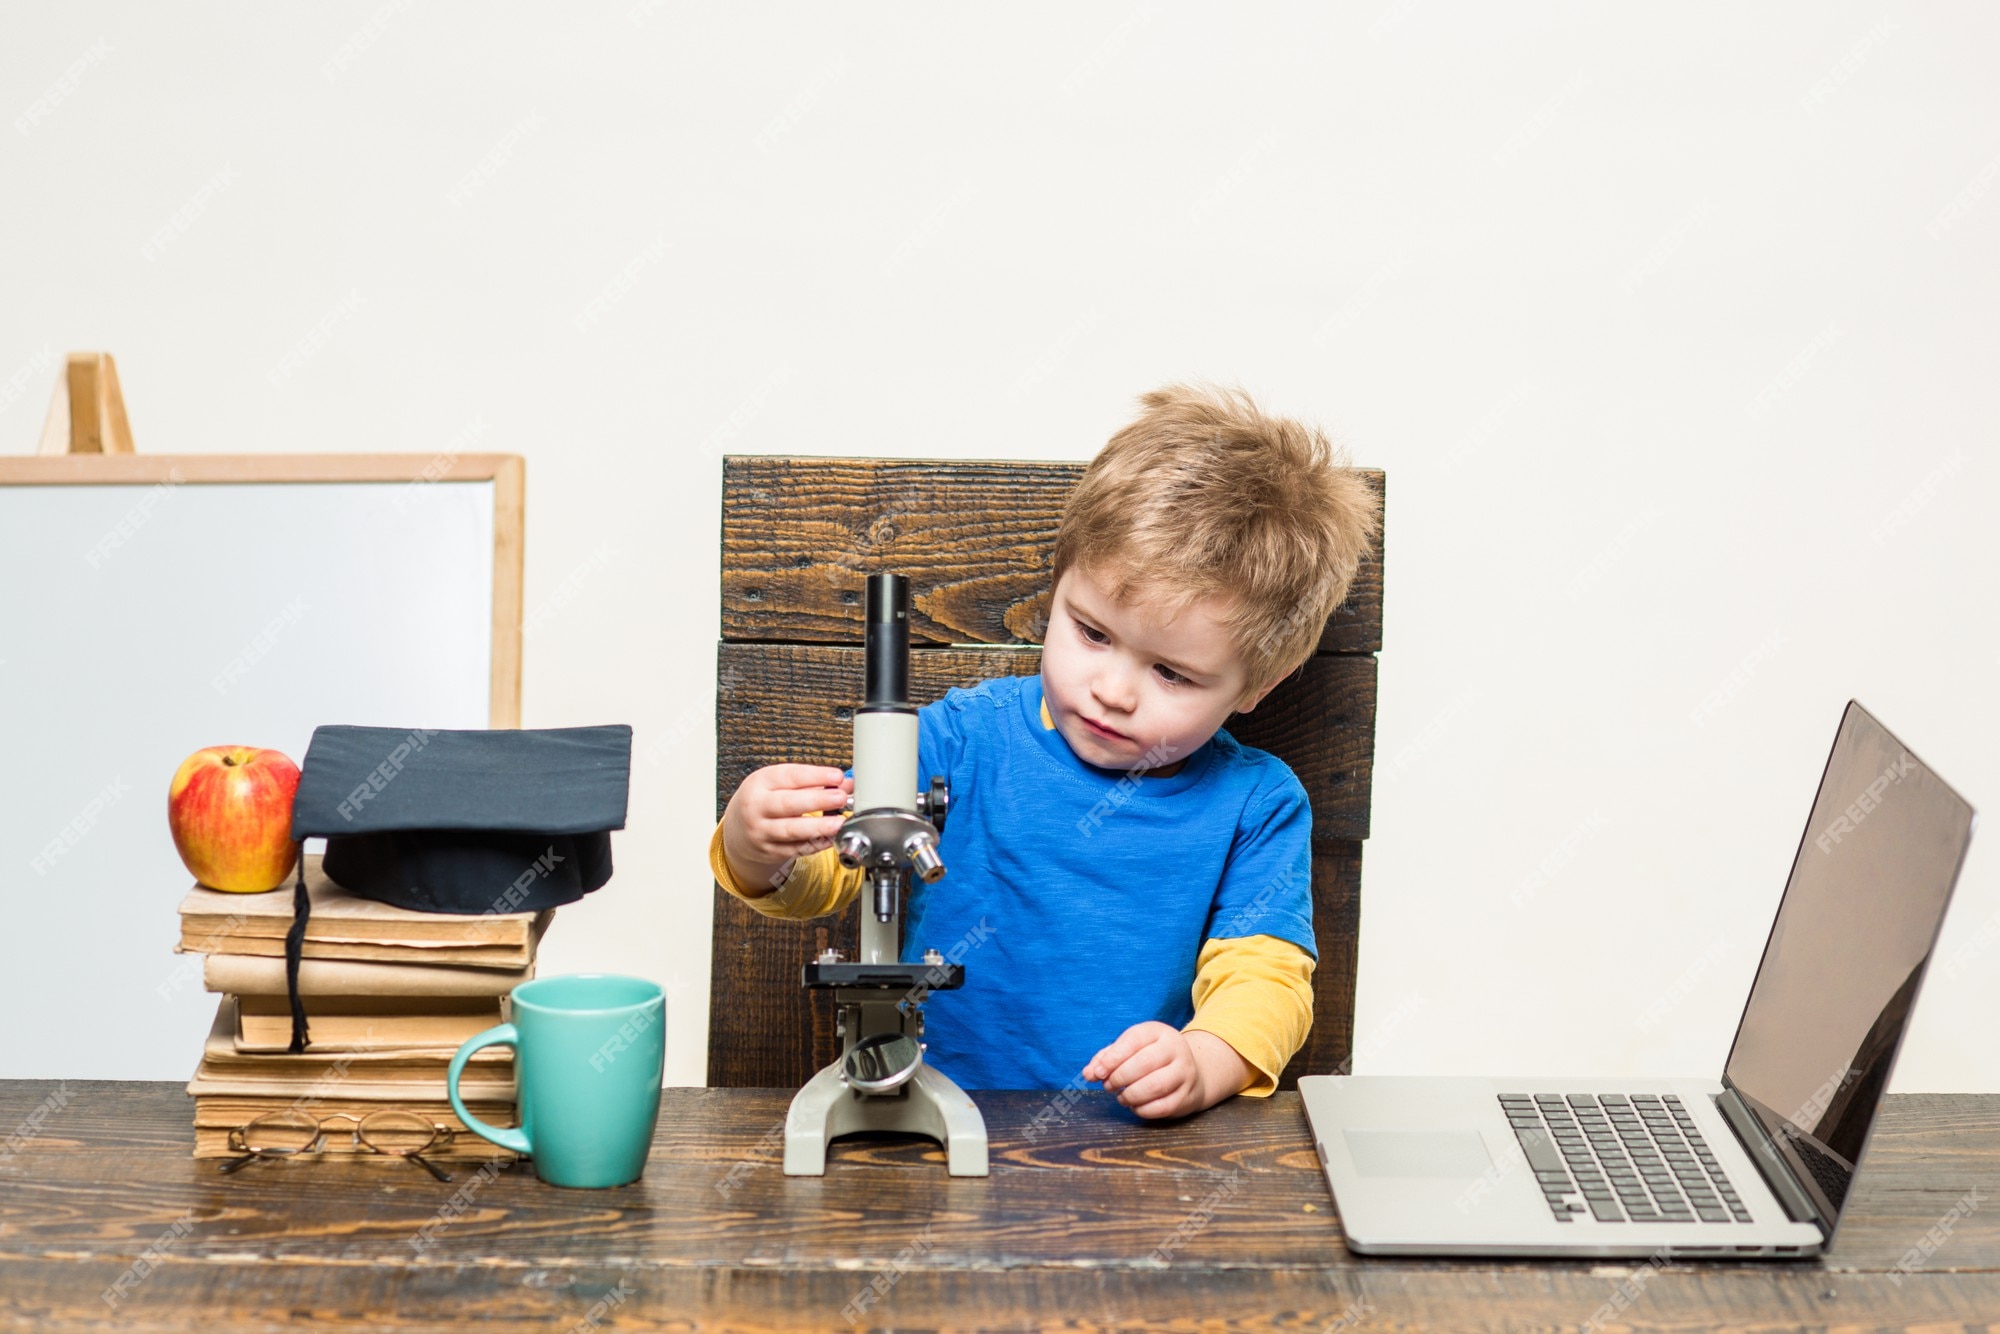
1723, 701, 1975, 1226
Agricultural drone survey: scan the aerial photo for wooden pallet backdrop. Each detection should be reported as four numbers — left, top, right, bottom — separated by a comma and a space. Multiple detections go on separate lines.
710, 455, 1384, 1090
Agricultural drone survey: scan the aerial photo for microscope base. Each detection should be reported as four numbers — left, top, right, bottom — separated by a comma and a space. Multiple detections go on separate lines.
783, 1059, 990, 1177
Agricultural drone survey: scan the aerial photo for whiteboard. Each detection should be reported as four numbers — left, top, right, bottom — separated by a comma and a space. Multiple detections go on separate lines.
0, 455, 522, 1080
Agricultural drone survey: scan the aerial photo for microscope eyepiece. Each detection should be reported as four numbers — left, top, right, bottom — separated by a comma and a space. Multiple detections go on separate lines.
863, 572, 911, 711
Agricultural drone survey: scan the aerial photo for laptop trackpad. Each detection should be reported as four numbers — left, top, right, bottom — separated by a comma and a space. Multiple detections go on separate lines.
1343, 1129, 1493, 1177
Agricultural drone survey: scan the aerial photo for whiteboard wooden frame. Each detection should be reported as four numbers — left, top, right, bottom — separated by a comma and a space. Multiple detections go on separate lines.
0, 453, 525, 725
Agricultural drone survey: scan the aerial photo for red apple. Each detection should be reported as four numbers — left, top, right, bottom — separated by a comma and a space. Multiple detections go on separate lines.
168, 746, 301, 893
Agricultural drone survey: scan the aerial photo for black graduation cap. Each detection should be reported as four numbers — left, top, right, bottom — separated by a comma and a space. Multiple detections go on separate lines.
280, 723, 633, 1052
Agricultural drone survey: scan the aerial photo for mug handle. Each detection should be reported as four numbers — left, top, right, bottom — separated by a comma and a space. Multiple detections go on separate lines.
448, 1023, 532, 1156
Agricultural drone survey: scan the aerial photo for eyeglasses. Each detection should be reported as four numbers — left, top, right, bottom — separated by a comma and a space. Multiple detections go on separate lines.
218, 1109, 460, 1182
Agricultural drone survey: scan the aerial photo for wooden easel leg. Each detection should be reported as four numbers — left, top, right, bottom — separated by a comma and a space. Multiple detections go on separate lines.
37, 351, 136, 455
35, 369, 68, 454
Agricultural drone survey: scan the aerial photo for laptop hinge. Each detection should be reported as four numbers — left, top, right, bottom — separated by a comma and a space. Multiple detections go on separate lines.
1714, 1085, 1827, 1232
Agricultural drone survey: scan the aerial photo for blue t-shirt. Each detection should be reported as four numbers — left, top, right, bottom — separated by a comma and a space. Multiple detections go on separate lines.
893, 673, 1316, 1091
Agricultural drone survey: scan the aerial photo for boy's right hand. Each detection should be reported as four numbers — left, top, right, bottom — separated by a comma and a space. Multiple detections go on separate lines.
720, 764, 854, 897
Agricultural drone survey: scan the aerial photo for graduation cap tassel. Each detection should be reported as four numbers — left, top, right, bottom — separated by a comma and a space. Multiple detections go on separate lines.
284, 855, 311, 1053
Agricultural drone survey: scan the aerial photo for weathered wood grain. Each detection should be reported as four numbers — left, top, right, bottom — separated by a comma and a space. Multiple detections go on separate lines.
714, 643, 1377, 842
718, 456, 1386, 653
709, 841, 1361, 1093
9, 1261, 2000, 1333
711, 455, 1382, 1106
1, 1084, 1996, 1332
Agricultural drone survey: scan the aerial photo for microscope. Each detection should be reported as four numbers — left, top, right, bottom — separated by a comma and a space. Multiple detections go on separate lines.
782, 572, 990, 1177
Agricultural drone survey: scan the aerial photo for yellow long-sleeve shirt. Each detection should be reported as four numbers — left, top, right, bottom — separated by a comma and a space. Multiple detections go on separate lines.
709, 695, 1316, 1097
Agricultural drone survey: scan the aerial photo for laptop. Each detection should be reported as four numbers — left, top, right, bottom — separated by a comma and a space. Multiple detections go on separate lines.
1301, 700, 1976, 1258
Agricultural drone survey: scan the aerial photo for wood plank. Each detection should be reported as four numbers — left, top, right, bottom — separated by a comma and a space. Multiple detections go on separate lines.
709, 841, 1362, 1092
2, 1082, 1997, 1333
0, 453, 525, 485
719, 455, 1385, 653
490, 454, 525, 728
6, 1261, 2000, 1332
714, 644, 1376, 843
1284, 841, 1360, 1087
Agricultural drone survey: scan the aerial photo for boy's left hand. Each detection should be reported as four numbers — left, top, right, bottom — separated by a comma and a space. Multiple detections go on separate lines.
1082, 1021, 1205, 1120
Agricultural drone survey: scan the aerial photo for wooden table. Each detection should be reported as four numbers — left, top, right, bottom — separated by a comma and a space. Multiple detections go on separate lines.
2, 1081, 1996, 1330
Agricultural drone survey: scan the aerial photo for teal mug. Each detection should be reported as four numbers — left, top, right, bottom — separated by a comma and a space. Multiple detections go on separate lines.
447, 973, 665, 1188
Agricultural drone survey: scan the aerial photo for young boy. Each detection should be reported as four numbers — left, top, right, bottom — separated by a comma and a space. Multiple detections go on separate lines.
710, 383, 1381, 1118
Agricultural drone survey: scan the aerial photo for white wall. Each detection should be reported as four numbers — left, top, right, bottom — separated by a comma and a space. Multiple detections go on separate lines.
2, 2, 1993, 1093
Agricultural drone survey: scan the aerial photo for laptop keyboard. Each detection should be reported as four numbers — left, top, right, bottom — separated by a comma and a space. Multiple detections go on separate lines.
1499, 1093, 1753, 1224
1783, 1130, 1852, 1208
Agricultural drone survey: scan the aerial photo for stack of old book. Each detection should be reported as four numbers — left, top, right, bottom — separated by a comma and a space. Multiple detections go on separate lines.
178, 854, 551, 1160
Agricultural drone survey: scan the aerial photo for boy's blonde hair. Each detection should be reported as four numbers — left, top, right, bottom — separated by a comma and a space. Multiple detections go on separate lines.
1050, 383, 1382, 695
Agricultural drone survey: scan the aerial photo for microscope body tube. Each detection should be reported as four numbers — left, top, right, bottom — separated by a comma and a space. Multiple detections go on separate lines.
853, 573, 920, 965
851, 711, 918, 816
854, 573, 920, 817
